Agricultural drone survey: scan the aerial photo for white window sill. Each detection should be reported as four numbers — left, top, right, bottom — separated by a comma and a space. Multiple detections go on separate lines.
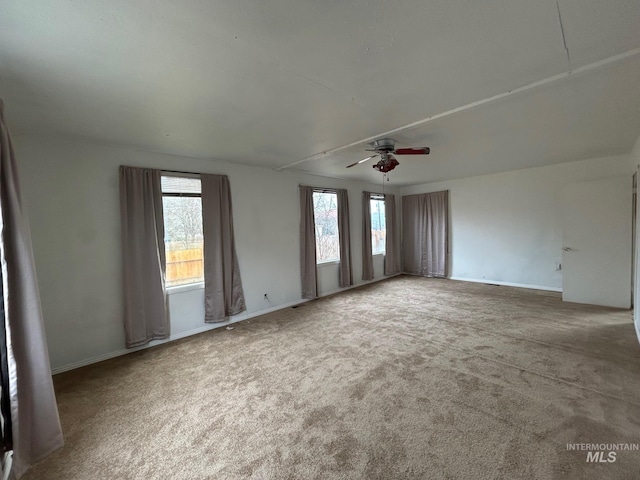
372, 253, 386, 257
167, 282, 205, 295
317, 260, 340, 266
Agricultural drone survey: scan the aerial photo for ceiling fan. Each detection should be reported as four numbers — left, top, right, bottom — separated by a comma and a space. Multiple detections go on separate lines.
346, 138, 430, 173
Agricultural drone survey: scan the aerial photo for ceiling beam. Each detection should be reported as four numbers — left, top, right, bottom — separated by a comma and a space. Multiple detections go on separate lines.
276, 47, 640, 172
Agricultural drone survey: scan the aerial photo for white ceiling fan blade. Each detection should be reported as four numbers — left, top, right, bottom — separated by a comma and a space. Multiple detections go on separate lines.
346, 154, 378, 168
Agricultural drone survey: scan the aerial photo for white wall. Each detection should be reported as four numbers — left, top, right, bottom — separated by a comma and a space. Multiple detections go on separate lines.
14, 136, 400, 372
401, 155, 632, 291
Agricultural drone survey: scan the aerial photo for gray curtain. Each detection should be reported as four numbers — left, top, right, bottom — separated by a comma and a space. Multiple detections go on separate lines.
337, 189, 353, 287
119, 166, 169, 347
299, 186, 317, 299
361, 191, 374, 280
402, 190, 449, 277
0, 99, 63, 478
201, 174, 246, 322
384, 193, 400, 275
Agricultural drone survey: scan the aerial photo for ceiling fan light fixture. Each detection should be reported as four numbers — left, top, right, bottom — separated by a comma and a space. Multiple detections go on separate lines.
373, 153, 399, 173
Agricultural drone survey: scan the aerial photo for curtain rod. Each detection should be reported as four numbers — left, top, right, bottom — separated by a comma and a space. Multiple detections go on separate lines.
160, 169, 229, 179
120, 166, 203, 176
300, 186, 389, 196
299, 185, 337, 194
161, 169, 202, 176
366, 191, 387, 198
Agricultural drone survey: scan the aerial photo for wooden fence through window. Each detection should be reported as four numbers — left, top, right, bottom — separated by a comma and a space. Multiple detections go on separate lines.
166, 246, 204, 286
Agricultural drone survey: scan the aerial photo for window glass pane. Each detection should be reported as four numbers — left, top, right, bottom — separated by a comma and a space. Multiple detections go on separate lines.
161, 176, 202, 194
313, 192, 340, 263
162, 194, 204, 287
371, 198, 386, 255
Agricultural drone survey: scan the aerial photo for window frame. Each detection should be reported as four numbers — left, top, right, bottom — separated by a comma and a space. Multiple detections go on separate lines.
161, 174, 205, 289
370, 194, 386, 256
312, 188, 341, 265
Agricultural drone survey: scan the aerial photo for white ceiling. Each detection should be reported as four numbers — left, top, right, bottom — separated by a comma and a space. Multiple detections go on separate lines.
1, 0, 639, 186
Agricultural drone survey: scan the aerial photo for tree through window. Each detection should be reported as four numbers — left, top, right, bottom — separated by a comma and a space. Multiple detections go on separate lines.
313, 191, 340, 263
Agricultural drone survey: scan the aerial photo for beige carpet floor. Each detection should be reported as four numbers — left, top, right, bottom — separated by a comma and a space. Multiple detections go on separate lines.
23, 276, 640, 479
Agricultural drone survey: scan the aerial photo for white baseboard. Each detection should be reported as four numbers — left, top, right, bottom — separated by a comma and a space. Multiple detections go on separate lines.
319, 273, 401, 298
51, 298, 309, 375
51, 274, 398, 375
449, 276, 562, 293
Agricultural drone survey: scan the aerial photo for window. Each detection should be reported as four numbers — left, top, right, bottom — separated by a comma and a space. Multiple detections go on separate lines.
161, 176, 204, 287
371, 195, 386, 255
313, 191, 340, 263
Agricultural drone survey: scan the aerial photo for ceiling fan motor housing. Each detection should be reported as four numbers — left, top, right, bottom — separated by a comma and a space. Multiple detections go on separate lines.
372, 138, 396, 152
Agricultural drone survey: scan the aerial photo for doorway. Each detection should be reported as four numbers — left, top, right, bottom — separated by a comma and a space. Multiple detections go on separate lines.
561, 176, 632, 308
632, 172, 637, 308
